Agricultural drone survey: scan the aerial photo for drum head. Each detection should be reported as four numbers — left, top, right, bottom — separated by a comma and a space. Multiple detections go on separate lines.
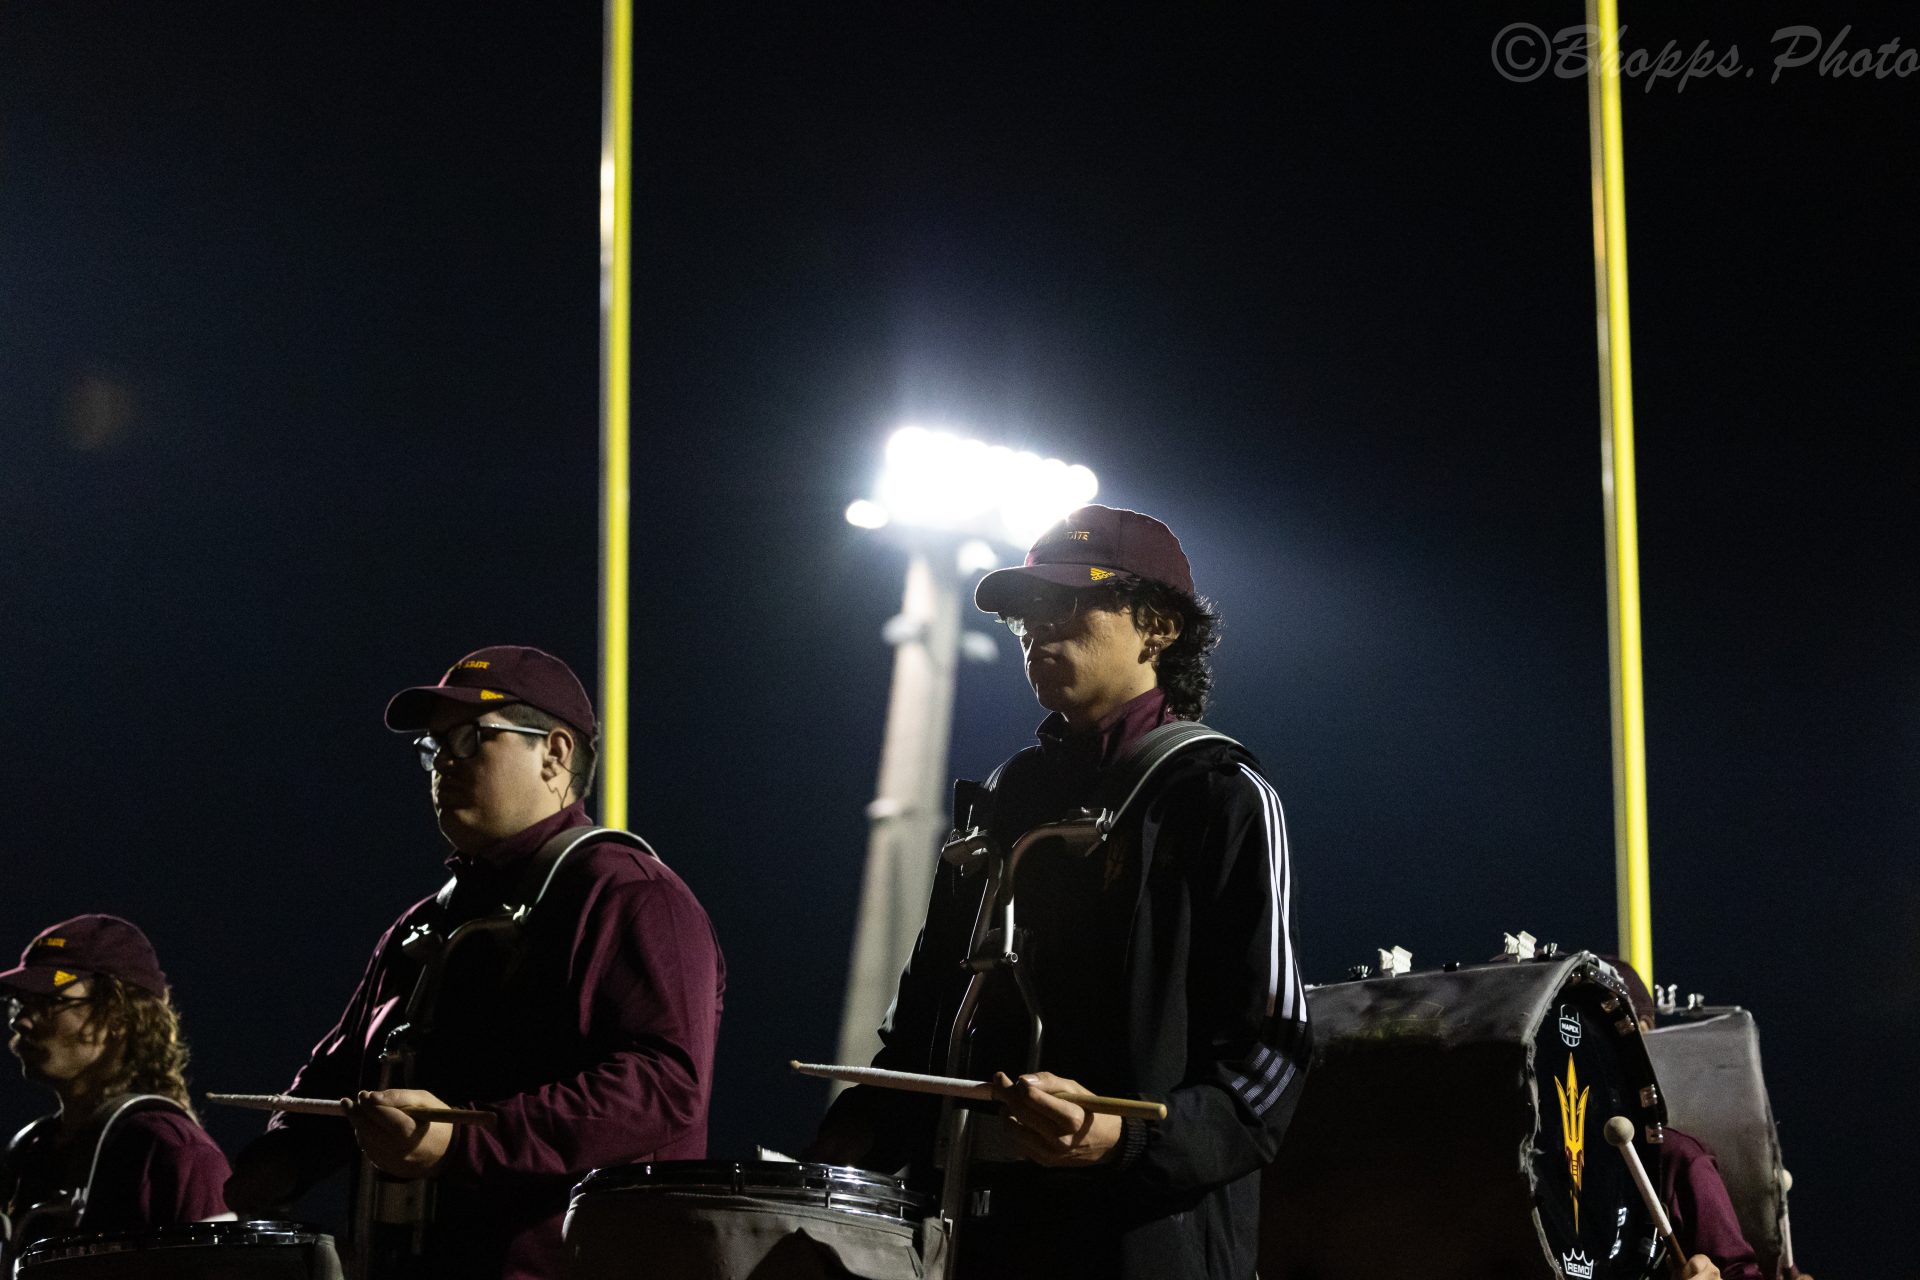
1530, 988, 1662, 1279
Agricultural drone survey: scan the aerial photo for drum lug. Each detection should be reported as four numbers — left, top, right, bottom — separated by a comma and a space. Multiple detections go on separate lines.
1639, 1084, 1660, 1109
1375, 946, 1412, 977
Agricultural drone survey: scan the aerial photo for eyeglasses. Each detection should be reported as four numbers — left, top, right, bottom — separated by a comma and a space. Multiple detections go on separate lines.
997, 588, 1123, 640
5, 993, 93, 1022
412, 722, 550, 772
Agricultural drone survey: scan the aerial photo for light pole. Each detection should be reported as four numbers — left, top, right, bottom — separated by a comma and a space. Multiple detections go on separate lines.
834, 427, 1098, 1073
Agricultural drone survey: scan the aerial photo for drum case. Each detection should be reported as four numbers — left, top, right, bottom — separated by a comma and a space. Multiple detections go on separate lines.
1644, 1007, 1790, 1280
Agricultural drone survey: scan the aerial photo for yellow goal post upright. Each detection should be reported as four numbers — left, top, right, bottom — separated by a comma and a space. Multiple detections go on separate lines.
599, 0, 634, 827
1584, 0, 1652, 985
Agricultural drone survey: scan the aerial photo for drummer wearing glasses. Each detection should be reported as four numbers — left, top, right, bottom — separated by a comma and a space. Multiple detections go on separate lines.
225, 645, 724, 1280
0, 915, 231, 1261
814, 506, 1311, 1280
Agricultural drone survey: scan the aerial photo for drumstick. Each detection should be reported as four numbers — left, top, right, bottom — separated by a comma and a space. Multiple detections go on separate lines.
1604, 1116, 1686, 1273
789, 1061, 1168, 1122
207, 1092, 498, 1128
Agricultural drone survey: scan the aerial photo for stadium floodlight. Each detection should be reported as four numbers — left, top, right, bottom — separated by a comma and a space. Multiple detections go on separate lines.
833, 423, 1096, 1076
845, 425, 1098, 548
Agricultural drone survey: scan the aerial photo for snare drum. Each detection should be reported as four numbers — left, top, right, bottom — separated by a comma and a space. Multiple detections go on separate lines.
16, 1220, 344, 1279
564, 1161, 931, 1279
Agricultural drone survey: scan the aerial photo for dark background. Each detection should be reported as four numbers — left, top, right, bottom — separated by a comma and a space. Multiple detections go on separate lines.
3, 2, 1910, 1271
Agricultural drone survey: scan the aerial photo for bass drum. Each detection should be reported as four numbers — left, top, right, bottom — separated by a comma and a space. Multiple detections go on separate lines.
1645, 1006, 1791, 1279
564, 1161, 935, 1280
17, 1221, 343, 1279
1262, 952, 1668, 1280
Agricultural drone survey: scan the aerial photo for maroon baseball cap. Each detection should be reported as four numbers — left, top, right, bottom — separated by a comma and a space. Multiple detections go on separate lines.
384, 645, 598, 737
974, 505, 1195, 613
0, 915, 169, 998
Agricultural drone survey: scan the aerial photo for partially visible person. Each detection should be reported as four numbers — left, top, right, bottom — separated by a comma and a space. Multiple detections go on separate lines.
0, 914, 230, 1263
1607, 959, 1812, 1280
1663, 1128, 1766, 1280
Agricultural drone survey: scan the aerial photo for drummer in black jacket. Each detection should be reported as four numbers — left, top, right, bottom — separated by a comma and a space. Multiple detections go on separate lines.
814, 505, 1311, 1280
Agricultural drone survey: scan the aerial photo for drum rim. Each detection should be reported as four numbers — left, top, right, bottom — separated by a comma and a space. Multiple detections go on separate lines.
573, 1159, 931, 1220
19, 1219, 337, 1262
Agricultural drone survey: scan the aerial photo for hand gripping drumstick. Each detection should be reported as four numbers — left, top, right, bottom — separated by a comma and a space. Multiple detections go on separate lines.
1604, 1116, 1687, 1274
790, 1061, 1169, 1122
208, 1092, 498, 1128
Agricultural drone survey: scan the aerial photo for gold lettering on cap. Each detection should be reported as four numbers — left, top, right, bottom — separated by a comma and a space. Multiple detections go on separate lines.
53, 970, 77, 987
41, 938, 66, 948
1089, 567, 1116, 581
1067, 530, 1091, 541
459, 659, 492, 670
479, 690, 506, 700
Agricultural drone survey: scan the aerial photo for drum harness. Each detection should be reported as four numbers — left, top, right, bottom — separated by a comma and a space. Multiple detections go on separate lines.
351, 824, 655, 1280
1, 1093, 201, 1276
927, 720, 1243, 1280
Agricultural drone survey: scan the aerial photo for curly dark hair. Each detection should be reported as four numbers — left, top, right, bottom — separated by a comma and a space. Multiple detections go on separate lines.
996, 577, 1224, 719
494, 702, 599, 802
90, 976, 196, 1116
1118, 580, 1221, 720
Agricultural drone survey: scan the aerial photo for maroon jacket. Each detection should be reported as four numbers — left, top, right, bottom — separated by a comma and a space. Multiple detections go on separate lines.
248, 803, 724, 1279
1660, 1128, 1764, 1280
4, 1103, 230, 1251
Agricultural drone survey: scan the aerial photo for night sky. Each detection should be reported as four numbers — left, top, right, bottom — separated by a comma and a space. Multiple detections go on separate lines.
4, 2, 1911, 1272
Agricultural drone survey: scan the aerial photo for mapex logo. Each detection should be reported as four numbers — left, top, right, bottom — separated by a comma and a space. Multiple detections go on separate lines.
1563, 1250, 1595, 1280
1558, 1004, 1583, 1048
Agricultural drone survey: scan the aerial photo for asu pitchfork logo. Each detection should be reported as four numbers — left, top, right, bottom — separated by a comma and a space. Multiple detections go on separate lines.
1556, 1055, 1591, 1230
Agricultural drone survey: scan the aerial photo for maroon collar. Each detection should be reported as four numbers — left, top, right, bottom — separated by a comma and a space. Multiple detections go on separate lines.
1036, 687, 1177, 768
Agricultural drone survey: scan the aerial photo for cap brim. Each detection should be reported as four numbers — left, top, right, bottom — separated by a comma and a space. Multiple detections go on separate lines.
973, 563, 1135, 613
0, 964, 79, 996
384, 686, 518, 732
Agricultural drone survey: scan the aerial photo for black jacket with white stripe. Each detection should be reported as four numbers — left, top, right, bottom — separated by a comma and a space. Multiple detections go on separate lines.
832, 700, 1311, 1279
